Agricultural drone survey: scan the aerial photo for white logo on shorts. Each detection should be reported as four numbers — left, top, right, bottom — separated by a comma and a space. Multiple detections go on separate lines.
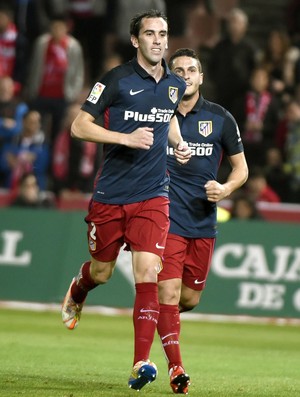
155, 243, 165, 249
194, 279, 205, 285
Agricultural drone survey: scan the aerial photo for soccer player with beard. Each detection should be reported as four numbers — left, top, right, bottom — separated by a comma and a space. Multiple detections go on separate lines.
157, 48, 248, 394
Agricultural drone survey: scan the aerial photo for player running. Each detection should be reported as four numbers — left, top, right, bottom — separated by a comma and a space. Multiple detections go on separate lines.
61, 10, 190, 392
157, 48, 249, 394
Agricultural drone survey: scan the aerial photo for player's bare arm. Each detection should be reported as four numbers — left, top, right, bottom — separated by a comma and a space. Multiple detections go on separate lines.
205, 152, 248, 202
168, 116, 191, 164
71, 110, 154, 149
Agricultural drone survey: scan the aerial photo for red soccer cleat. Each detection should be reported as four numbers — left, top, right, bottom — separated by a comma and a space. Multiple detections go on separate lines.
169, 365, 190, 394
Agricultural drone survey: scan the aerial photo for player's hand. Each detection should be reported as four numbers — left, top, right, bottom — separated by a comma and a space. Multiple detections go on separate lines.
205, 180, 227, 202
174, 141, 191, 165
125, 127, 154, 149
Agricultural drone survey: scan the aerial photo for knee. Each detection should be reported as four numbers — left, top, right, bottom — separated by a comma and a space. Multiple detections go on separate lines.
158, 280, 181, 305
159, 288, 180, 305
132, 252, 162, 283
92, 272, 112, 285
179, 294, 201, 313
90, 261, 115, 284
134, 263, 159, 283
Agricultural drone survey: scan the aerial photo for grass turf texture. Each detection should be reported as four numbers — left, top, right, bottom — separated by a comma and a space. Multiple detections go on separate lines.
0, 309, 299, 397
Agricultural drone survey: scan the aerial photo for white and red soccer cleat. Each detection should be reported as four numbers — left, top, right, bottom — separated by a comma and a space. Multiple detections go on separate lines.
169, 365, 190, 394
61, 278, 84, 330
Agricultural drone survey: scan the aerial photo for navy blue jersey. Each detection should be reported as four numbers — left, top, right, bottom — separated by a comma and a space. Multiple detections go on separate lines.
81, 58, 186, 204
167, 95, 244, 238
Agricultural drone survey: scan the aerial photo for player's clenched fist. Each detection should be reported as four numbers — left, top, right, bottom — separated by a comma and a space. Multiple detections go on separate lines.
205, 180, 227, 202
125, 127, 154, 149
174, 141, 191, 165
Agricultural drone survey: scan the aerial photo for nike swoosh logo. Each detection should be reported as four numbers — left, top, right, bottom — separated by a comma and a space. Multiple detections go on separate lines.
194, 279, 205, 285
130, 89, 144, 95
140, 308, 160, 314
161, 332, 177, 341
155, 243, 165, 249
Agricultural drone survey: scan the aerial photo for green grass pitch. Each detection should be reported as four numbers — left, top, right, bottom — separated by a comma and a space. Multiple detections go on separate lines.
0, 308, 300, 397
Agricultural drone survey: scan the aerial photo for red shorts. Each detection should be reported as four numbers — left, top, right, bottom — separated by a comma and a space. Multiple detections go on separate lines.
158, 233, 215, 291
84, 197, 170, 262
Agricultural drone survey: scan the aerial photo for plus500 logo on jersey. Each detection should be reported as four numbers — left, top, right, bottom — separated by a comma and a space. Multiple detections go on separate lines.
124, 107, 174, 122
167, 143, 213, 156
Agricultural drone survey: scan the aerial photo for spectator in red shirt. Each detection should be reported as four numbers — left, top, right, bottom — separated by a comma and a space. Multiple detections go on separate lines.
0, 3, 28, 94
245, 167, 281, 203
237, 66, 281, 168
51, 102, 99, 196
26, 15, 84, 144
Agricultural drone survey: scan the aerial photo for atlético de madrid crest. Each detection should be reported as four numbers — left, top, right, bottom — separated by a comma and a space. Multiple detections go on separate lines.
198, 121, 213, 137
169, 86, 178, 103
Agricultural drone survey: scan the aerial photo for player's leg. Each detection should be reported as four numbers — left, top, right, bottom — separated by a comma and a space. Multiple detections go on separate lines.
158, 278, 186, 370
62, 201, 124, 329
128, 250, 163, 390
179, 237, 215, 313
131, 250, 163, 361
157, 234, 186, 370
62, 258, 116, 329
157, 234, 190, 394
126, 197, 169, 390
179, 285, 202, 312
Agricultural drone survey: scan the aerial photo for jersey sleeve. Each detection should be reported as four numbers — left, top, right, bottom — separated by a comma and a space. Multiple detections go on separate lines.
221, 110, 244, 156
81, 69, 119, 119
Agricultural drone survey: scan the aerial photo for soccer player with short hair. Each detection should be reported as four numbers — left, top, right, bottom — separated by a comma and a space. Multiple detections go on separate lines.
157, 48, 249, 394
61, 10, 190, 392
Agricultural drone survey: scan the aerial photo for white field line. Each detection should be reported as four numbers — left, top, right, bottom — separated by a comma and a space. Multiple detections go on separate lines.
1, 300, 300, 326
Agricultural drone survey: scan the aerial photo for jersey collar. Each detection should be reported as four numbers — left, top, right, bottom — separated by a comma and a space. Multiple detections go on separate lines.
191, 94, 204, 113
177, 94, 204, 117
131, 57, 170, 79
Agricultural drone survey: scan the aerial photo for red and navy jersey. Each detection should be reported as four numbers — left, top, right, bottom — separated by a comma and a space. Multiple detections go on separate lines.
81, 58, 186, 204
167, 95, 244, 238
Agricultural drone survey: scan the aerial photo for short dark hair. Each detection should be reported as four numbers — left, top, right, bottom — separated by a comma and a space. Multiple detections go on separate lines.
168, 48, 202, 72
130, 9, 168, 37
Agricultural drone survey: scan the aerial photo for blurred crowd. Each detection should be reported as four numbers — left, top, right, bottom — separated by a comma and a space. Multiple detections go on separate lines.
1, 0, 300, 216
